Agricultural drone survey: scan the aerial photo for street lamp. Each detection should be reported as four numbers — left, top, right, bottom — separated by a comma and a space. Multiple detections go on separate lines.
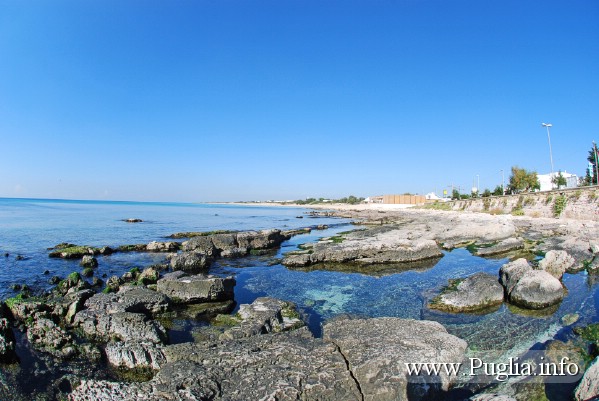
541, 123, 554, 189
500, 169, 505, 195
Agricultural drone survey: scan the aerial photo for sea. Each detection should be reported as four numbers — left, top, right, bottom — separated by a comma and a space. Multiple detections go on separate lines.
1, 197, 598, 396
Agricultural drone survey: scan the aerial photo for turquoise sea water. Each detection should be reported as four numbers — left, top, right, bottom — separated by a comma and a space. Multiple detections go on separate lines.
1, 197, 598, 361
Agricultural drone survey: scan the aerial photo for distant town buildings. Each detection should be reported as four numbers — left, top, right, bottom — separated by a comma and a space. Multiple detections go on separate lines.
537, 171, 578, 192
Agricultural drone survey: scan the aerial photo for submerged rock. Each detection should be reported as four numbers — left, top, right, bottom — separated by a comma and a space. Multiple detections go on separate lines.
156, 272, 235, 304
429, 272, 504, 313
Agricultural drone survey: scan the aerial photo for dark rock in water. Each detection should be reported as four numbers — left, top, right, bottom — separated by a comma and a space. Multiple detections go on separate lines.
49, 275, 61, 285
0, 318, 16, 362
181, 229, 288, 258
219, 297, 304, 340
3, 253, 8, 257
43, 270, 50, 275
10, 284, 22, 291
296, 215, 303, 219
123, 218, 143, 223
499, 258, 565, 309
323, 317, 467, 401
80, 255, 98, 268
429, 272, 504, 313
156, 272, 234, 304
99, 246, 113, 255
91, 277, 104, 287
15, 255, 27, 261
169, 251, 212, 272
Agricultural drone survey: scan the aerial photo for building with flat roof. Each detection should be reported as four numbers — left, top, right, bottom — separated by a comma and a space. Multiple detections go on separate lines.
537, 171, 578, 191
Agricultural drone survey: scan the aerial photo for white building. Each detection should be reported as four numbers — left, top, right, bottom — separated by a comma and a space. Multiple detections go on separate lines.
537, 171, 578, 192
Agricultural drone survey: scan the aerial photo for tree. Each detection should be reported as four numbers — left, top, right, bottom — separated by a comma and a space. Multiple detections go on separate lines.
452, 189, 460, 200
482, 189, 492, 197
552, 171, 567, 189
508, 166, 540, 194
492, 185, 504, 196
587, 145, 599, 185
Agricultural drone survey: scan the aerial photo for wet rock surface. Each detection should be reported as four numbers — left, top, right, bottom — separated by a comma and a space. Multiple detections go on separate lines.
429, 272, 504, 313
219, 297, 303, 340
499, 258, 565, 309
575, 356, 599, 401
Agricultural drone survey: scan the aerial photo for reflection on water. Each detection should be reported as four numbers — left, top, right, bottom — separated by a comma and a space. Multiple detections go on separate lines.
217, 244, 599, 357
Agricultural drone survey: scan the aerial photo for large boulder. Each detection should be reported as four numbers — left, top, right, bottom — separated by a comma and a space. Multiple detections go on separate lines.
219, 297, 303, 340
322, 317, 467, 401
105, 341, 166, 371
181, 229, 288, 258
575, 356, 599, 401
80, 255, 98, 268
169, 251, 211, 272
538, 250, 575, 279
156, 272, 235, 304
429, 272, 504, 313
508, 270, 565, 309
499, 258, 531, 294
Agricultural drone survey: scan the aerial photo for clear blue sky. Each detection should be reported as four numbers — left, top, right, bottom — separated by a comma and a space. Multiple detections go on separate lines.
1, 1, 598, 202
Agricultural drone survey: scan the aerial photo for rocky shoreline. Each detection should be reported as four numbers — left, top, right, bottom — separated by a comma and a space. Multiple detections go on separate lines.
1, 207, 599, 400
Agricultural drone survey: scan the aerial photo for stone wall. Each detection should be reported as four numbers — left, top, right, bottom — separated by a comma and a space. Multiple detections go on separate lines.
444, 187, 599, 221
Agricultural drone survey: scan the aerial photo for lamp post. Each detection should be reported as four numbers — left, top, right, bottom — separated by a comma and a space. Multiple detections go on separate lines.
594, 141, 599, 186
541, 123, 554, 189
500, 169, 505, 195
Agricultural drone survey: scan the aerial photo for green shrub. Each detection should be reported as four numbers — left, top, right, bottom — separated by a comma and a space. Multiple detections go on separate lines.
553, 195, 567, 217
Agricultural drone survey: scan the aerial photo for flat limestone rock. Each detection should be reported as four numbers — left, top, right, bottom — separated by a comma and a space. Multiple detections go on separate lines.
322, 316, 467, 401
283, 229, 442, 267
70, 328, 362, 401
538, 250, 575, 279
475, 237, 524, 257
575, 356, 599, 401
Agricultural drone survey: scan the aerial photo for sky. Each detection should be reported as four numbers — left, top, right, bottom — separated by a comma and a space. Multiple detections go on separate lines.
0, 0, 598, 202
